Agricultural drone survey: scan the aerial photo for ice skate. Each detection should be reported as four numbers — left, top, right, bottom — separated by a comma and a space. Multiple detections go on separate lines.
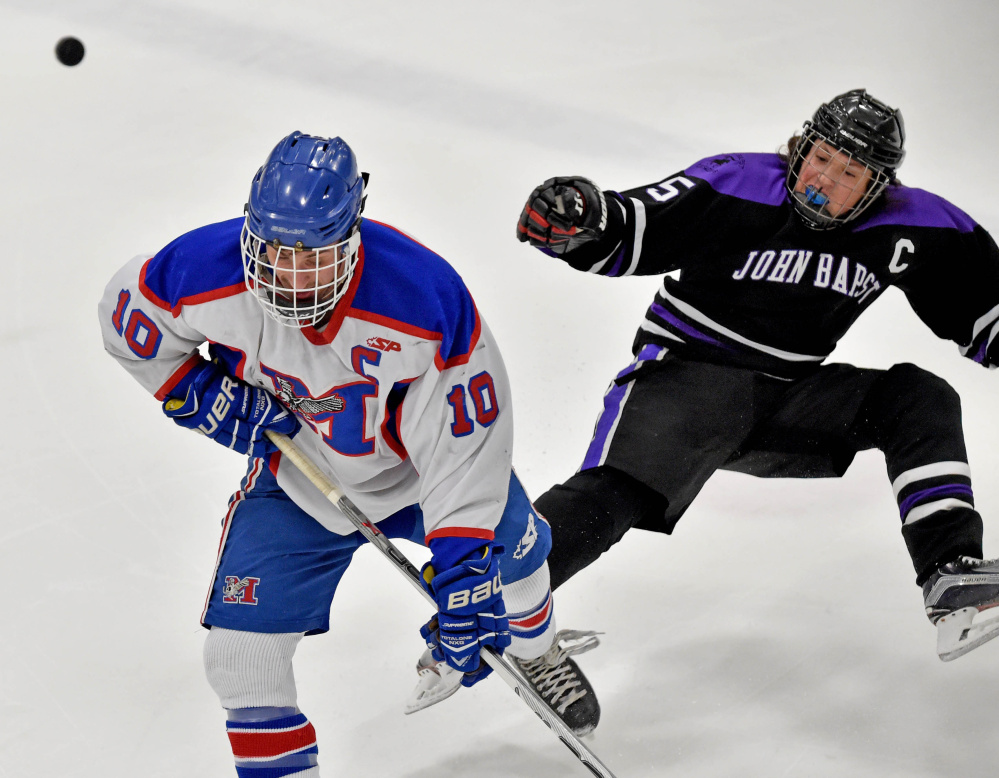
404, 647, 463, 714
923, 556, 999, 661
512, 629, 602, 736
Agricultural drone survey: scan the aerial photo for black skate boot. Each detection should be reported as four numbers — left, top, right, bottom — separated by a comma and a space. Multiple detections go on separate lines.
512, 629, 601, 736
923, 556, 999, 661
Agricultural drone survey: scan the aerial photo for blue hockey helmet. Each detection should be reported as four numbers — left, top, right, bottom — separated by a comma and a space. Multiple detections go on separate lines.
242, 132, 366, 327
245, 131, 364, 248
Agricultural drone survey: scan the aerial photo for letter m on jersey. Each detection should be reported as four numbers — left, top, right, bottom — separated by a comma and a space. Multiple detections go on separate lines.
260, 364, 378, 456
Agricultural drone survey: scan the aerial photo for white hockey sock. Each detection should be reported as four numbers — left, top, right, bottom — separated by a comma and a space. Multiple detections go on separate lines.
504, 562, 557, 660
204, 627, 302, 709
204, 628, 320, 777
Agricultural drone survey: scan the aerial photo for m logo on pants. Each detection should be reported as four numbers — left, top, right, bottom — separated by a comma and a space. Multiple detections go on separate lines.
223, 576, 260, 605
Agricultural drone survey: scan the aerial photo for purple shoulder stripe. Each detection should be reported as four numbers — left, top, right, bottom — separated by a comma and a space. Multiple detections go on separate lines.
854, 185, 978, 233
684, 153, 788, 207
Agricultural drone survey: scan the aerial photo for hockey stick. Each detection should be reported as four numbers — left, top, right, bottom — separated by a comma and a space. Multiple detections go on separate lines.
265, 431, 618, 778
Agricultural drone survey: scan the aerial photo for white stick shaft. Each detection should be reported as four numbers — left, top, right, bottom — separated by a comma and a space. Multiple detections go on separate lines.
265, 432, 617, 778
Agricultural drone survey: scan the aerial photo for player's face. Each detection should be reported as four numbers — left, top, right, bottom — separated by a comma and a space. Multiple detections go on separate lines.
241, 221, 362, 328
794, 141, 874, 217
266, 245, 347, 302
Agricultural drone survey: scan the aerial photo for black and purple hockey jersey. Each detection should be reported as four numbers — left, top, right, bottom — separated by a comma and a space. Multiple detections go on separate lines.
559, 153, 999, 378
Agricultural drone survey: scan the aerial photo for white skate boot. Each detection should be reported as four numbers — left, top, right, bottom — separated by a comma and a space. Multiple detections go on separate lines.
923, 556, 999, 661
404, 647, 463, 714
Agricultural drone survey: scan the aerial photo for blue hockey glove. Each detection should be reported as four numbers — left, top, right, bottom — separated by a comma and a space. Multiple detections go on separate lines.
420, 543, 511, 687
516, 176, 607, 255
162, 360, 298, 458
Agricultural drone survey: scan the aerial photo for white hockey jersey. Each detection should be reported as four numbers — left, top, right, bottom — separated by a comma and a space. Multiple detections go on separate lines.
98, 217, 513, 541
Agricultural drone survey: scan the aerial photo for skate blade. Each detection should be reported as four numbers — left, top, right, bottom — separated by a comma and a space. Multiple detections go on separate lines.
937, 606, 999, 661
404, 663, 462, 714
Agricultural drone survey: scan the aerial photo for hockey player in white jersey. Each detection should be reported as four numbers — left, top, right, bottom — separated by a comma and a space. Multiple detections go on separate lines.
99, 131, 599, 777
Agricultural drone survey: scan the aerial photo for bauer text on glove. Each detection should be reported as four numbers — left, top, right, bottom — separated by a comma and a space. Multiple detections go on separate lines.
419, 543, 511, 687
162, 360, 299, 458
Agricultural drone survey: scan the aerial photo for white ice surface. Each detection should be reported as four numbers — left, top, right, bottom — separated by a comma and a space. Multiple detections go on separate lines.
1, 2, 998, 776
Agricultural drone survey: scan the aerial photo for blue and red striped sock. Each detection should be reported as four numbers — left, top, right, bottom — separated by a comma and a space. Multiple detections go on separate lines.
225, 706, 319, 778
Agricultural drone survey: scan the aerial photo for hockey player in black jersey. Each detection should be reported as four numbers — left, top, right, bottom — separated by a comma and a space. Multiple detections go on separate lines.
517, 89, 999, 662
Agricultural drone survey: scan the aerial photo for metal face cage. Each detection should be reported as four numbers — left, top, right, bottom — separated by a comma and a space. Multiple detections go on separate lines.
241, 220, 361, 328
786, 126, 892, 230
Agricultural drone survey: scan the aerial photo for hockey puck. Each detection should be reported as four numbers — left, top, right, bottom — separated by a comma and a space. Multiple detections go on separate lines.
55, 36, 85, 67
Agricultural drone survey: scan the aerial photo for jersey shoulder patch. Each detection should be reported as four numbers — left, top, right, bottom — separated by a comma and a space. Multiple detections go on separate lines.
141, 217, 247, 313
684, 152, 787, 207
854, 185, 978, 233
349, 219, 480, 366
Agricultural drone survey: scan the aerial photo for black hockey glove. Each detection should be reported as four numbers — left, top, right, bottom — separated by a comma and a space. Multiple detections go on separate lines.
516, 176, 607, 255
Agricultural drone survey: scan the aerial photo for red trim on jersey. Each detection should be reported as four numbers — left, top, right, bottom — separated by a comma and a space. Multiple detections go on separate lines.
382, 428, 407, 461
301, 247, 366, 346
206, 340, 249, 381
347, 308, 443, 342
424, 526, 495, 544
154, 353, 205, 401
268, 451, 281, 477
345, 222, 481, 371
380, 377, 416, 462
138, 258, 246, 318
227, 721, 317, 759
434, 305, 482, 372
137, 258, 171, 311
201, 460, 265, 626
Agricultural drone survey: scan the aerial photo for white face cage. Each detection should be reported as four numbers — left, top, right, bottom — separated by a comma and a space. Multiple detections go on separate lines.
786, 127, 892, 230
240, 221, 361, 328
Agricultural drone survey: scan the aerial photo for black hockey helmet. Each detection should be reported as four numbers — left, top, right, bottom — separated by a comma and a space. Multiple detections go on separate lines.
786, 89, 905, 229
809, 89, 905, 173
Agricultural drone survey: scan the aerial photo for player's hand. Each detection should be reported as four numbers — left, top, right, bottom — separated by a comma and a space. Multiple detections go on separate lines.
516, 176, 607, 255
163, 360, 299, 458
419, 543, 511, 687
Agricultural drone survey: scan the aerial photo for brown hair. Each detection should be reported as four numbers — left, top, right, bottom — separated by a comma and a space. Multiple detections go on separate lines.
778, 134, 801, 164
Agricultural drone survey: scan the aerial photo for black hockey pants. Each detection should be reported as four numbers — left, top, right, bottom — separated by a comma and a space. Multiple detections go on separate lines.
537, 358, 983, 589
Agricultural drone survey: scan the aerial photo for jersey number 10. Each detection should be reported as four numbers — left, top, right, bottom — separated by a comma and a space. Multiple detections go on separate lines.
111, 289, 163, 359
447, 372, 499, 437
